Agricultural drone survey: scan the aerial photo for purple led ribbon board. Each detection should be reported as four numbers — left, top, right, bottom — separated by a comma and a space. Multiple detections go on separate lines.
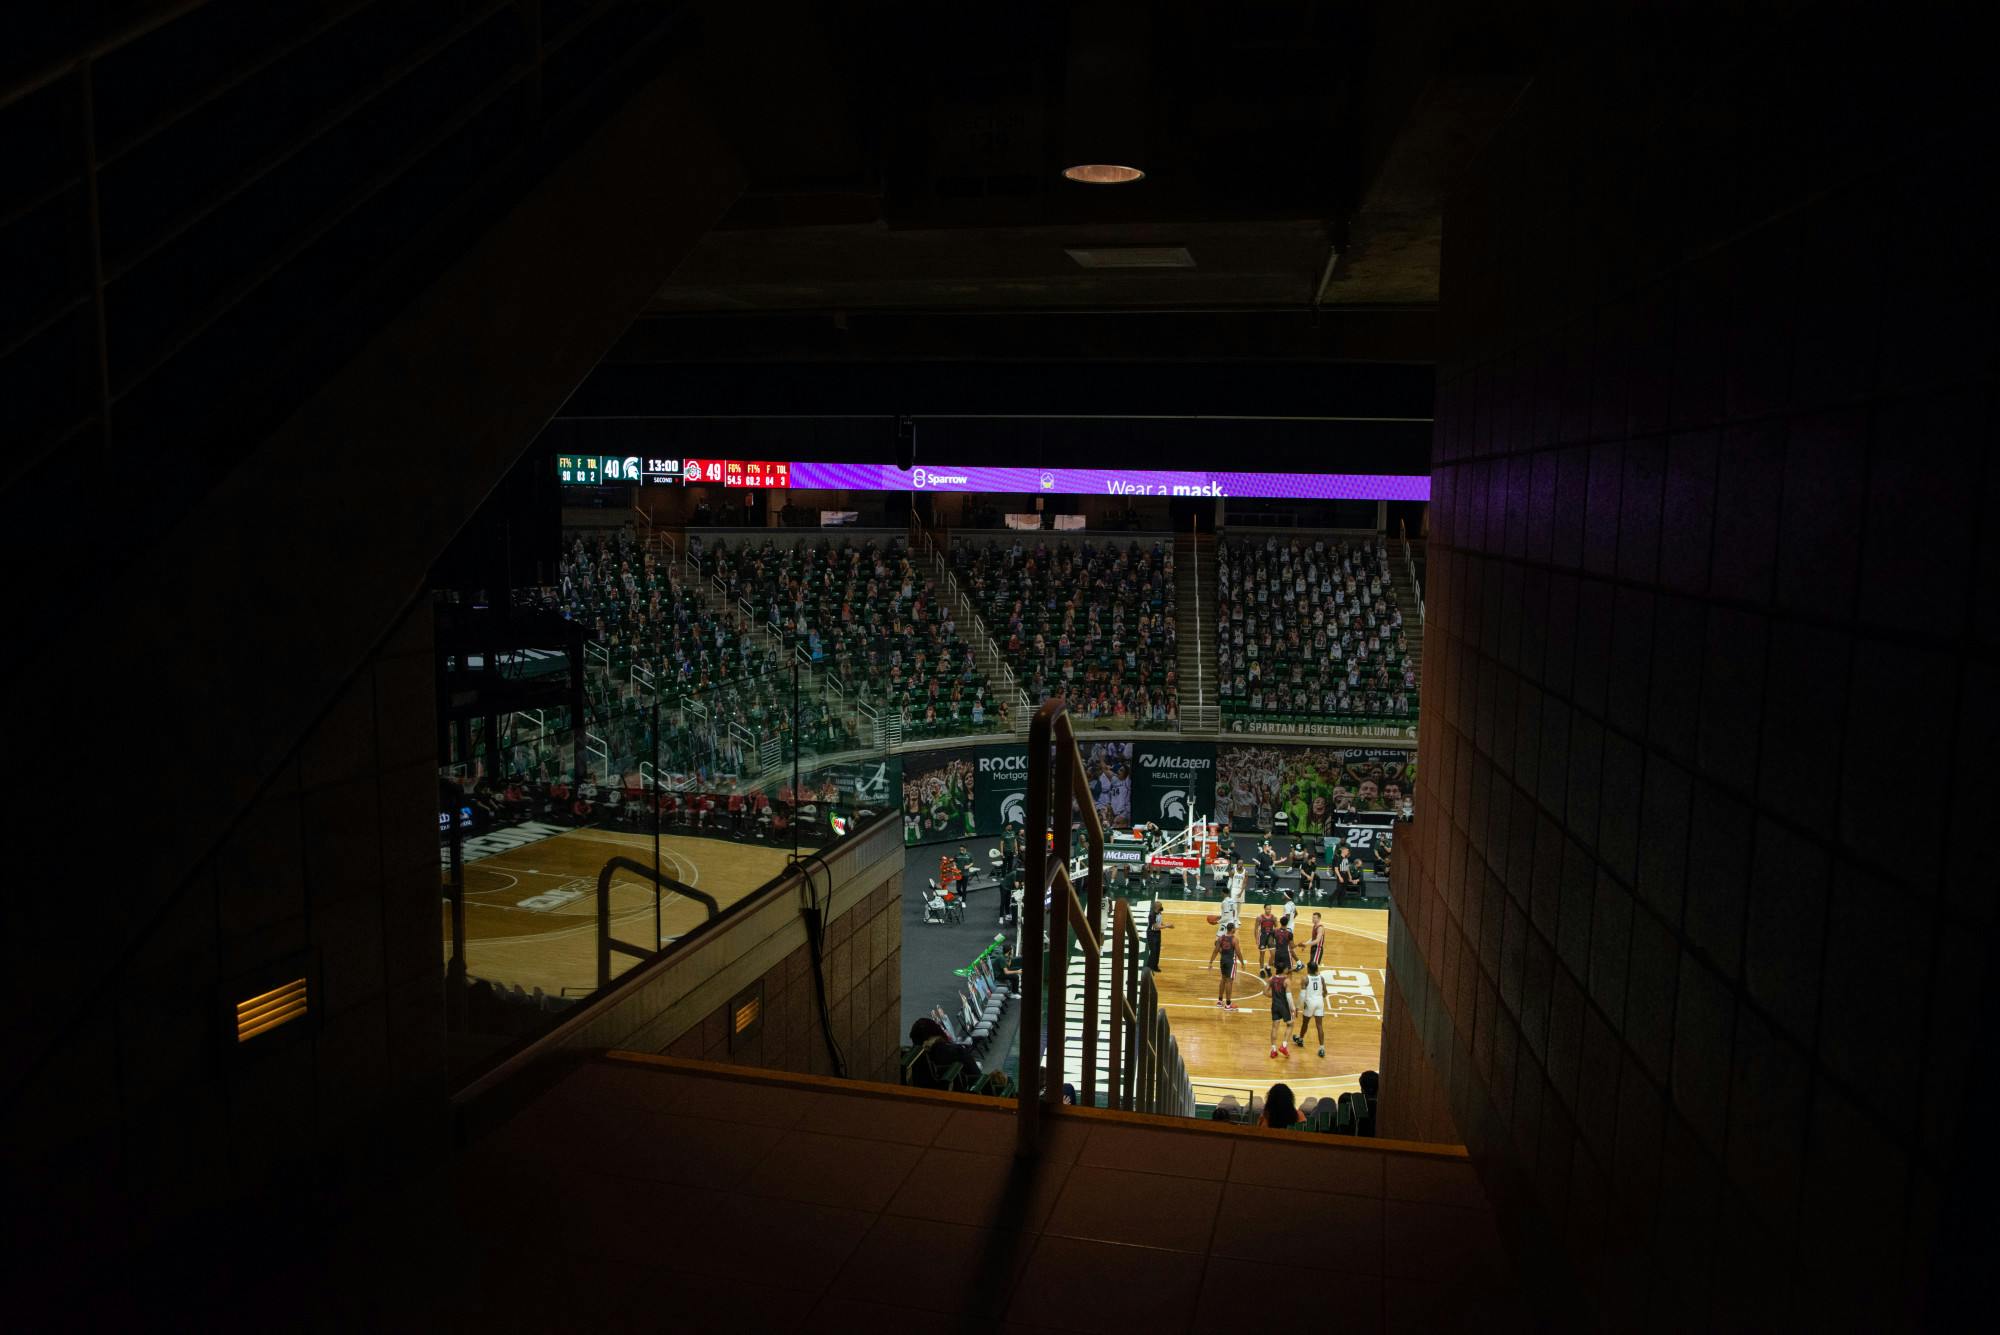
785, 462, 1429, 500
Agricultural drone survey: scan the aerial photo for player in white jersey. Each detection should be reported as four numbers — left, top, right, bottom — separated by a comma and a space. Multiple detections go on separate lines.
1293, 961, 1329, 1058
1219, 869, 1246, 929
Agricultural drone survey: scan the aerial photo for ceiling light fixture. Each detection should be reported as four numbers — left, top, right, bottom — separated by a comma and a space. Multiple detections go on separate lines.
1059, 3, 1151, 188
1061, 163, 1145, 185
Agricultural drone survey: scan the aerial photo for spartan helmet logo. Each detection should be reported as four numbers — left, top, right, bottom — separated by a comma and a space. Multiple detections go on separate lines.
1160, 789, 1188, 822
1001, 792, 1027, 827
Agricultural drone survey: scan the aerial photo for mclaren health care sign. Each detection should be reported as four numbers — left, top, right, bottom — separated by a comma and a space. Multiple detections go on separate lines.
1132, 742, 1217, 833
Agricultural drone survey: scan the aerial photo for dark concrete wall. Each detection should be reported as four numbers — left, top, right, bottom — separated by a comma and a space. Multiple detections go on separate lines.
660, 880, 906, 1086
1381, 10, 1996, 1329
9, 600, 439, 1298
2, 58, 741, 1315
493, 817, 910, 1089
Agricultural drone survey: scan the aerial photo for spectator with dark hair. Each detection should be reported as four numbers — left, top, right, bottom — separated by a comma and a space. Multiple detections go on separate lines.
1252, 838, 1277, 891
1261, 1082, 1302, 1130
907, 1017, 977, 1091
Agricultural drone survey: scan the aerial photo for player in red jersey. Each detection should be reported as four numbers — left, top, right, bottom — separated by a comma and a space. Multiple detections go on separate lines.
1214, 925, 1242, 1011
1303, 912, 1326, 972
1267, 967, 1293, 1058
1255, 905, 1278, 977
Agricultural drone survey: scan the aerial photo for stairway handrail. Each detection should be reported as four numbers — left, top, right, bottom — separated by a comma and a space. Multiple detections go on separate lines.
1019, 698, 1191, 1150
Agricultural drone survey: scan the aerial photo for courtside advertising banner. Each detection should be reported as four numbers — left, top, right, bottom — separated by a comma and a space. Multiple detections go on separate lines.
901, 746, 980, 846
972, 744, 1035, 838
807, 756, 898, 819
938, 740, 1127, 843
1080, 740, 1136, 831
1215, 743, 1417, 834
1131, 741, 1217, 834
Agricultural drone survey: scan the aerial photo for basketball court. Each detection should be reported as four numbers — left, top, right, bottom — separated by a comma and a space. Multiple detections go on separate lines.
444, 822, 793, 996
1146, 897, 1387, 1107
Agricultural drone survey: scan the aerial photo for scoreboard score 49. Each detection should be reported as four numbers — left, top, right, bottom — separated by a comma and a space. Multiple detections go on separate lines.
681, 459, 791, 488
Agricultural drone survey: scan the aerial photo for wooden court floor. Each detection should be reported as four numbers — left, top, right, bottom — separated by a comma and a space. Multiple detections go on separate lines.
1149, 897, 1387, 1107
444, 826, 792, 997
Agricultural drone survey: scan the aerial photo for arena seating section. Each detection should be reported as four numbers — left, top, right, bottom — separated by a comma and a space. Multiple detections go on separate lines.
1216, 535, 1416, 725
540, 527, 852, 783
952, 536, 1180, 725
706, 535, 1002, 739
555, 531, 769, 688
539, 528, 1414, 755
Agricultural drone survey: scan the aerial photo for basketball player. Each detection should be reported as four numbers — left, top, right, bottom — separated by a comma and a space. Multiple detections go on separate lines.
1255, 903, 1279, 977
1293, 962, 1328, 1058
1271, 912, 1295, 977
1214, 924, 1242, 1011
1267, 966, 1293, 1058
1220, 869, 1246, 933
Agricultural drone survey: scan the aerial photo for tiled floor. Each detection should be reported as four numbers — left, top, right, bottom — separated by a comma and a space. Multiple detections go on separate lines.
317, 1054, 1525, 1333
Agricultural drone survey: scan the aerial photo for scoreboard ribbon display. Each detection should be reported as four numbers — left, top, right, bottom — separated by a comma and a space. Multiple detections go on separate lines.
557, 455, 686, 485
560, 454, 1427, 501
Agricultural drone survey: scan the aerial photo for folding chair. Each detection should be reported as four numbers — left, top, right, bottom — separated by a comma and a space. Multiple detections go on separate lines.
978, 956, 1012, 1001
966, 985, 1002, 1026
958, 995, 995, 1047
923, 880, 948, 925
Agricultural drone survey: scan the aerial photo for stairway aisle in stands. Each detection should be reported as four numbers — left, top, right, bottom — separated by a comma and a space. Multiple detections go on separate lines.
1054, 899, 1155, 1099
1175, 529, 1217, 734
1388, 537, 1424, 683
705, 549, 870, 743
910, 519, 1021, 728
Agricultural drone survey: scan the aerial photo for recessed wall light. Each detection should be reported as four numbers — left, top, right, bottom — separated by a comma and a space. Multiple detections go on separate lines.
1061, 164, 1145, 184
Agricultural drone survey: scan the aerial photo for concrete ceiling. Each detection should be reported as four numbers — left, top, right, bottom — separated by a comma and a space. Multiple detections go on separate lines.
644, 0, 1546, 327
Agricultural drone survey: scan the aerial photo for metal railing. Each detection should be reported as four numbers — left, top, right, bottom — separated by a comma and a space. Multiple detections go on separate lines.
907, 514, 1023, 715
596, 857, 718, 990
1018, 698, 1192, 1155
1191, 522, 1205, 715
1402, 533, 1425, 627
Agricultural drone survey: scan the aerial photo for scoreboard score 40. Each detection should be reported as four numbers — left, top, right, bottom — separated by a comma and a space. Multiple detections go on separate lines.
556, 456, 789, 487
557, 455, 668, 484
